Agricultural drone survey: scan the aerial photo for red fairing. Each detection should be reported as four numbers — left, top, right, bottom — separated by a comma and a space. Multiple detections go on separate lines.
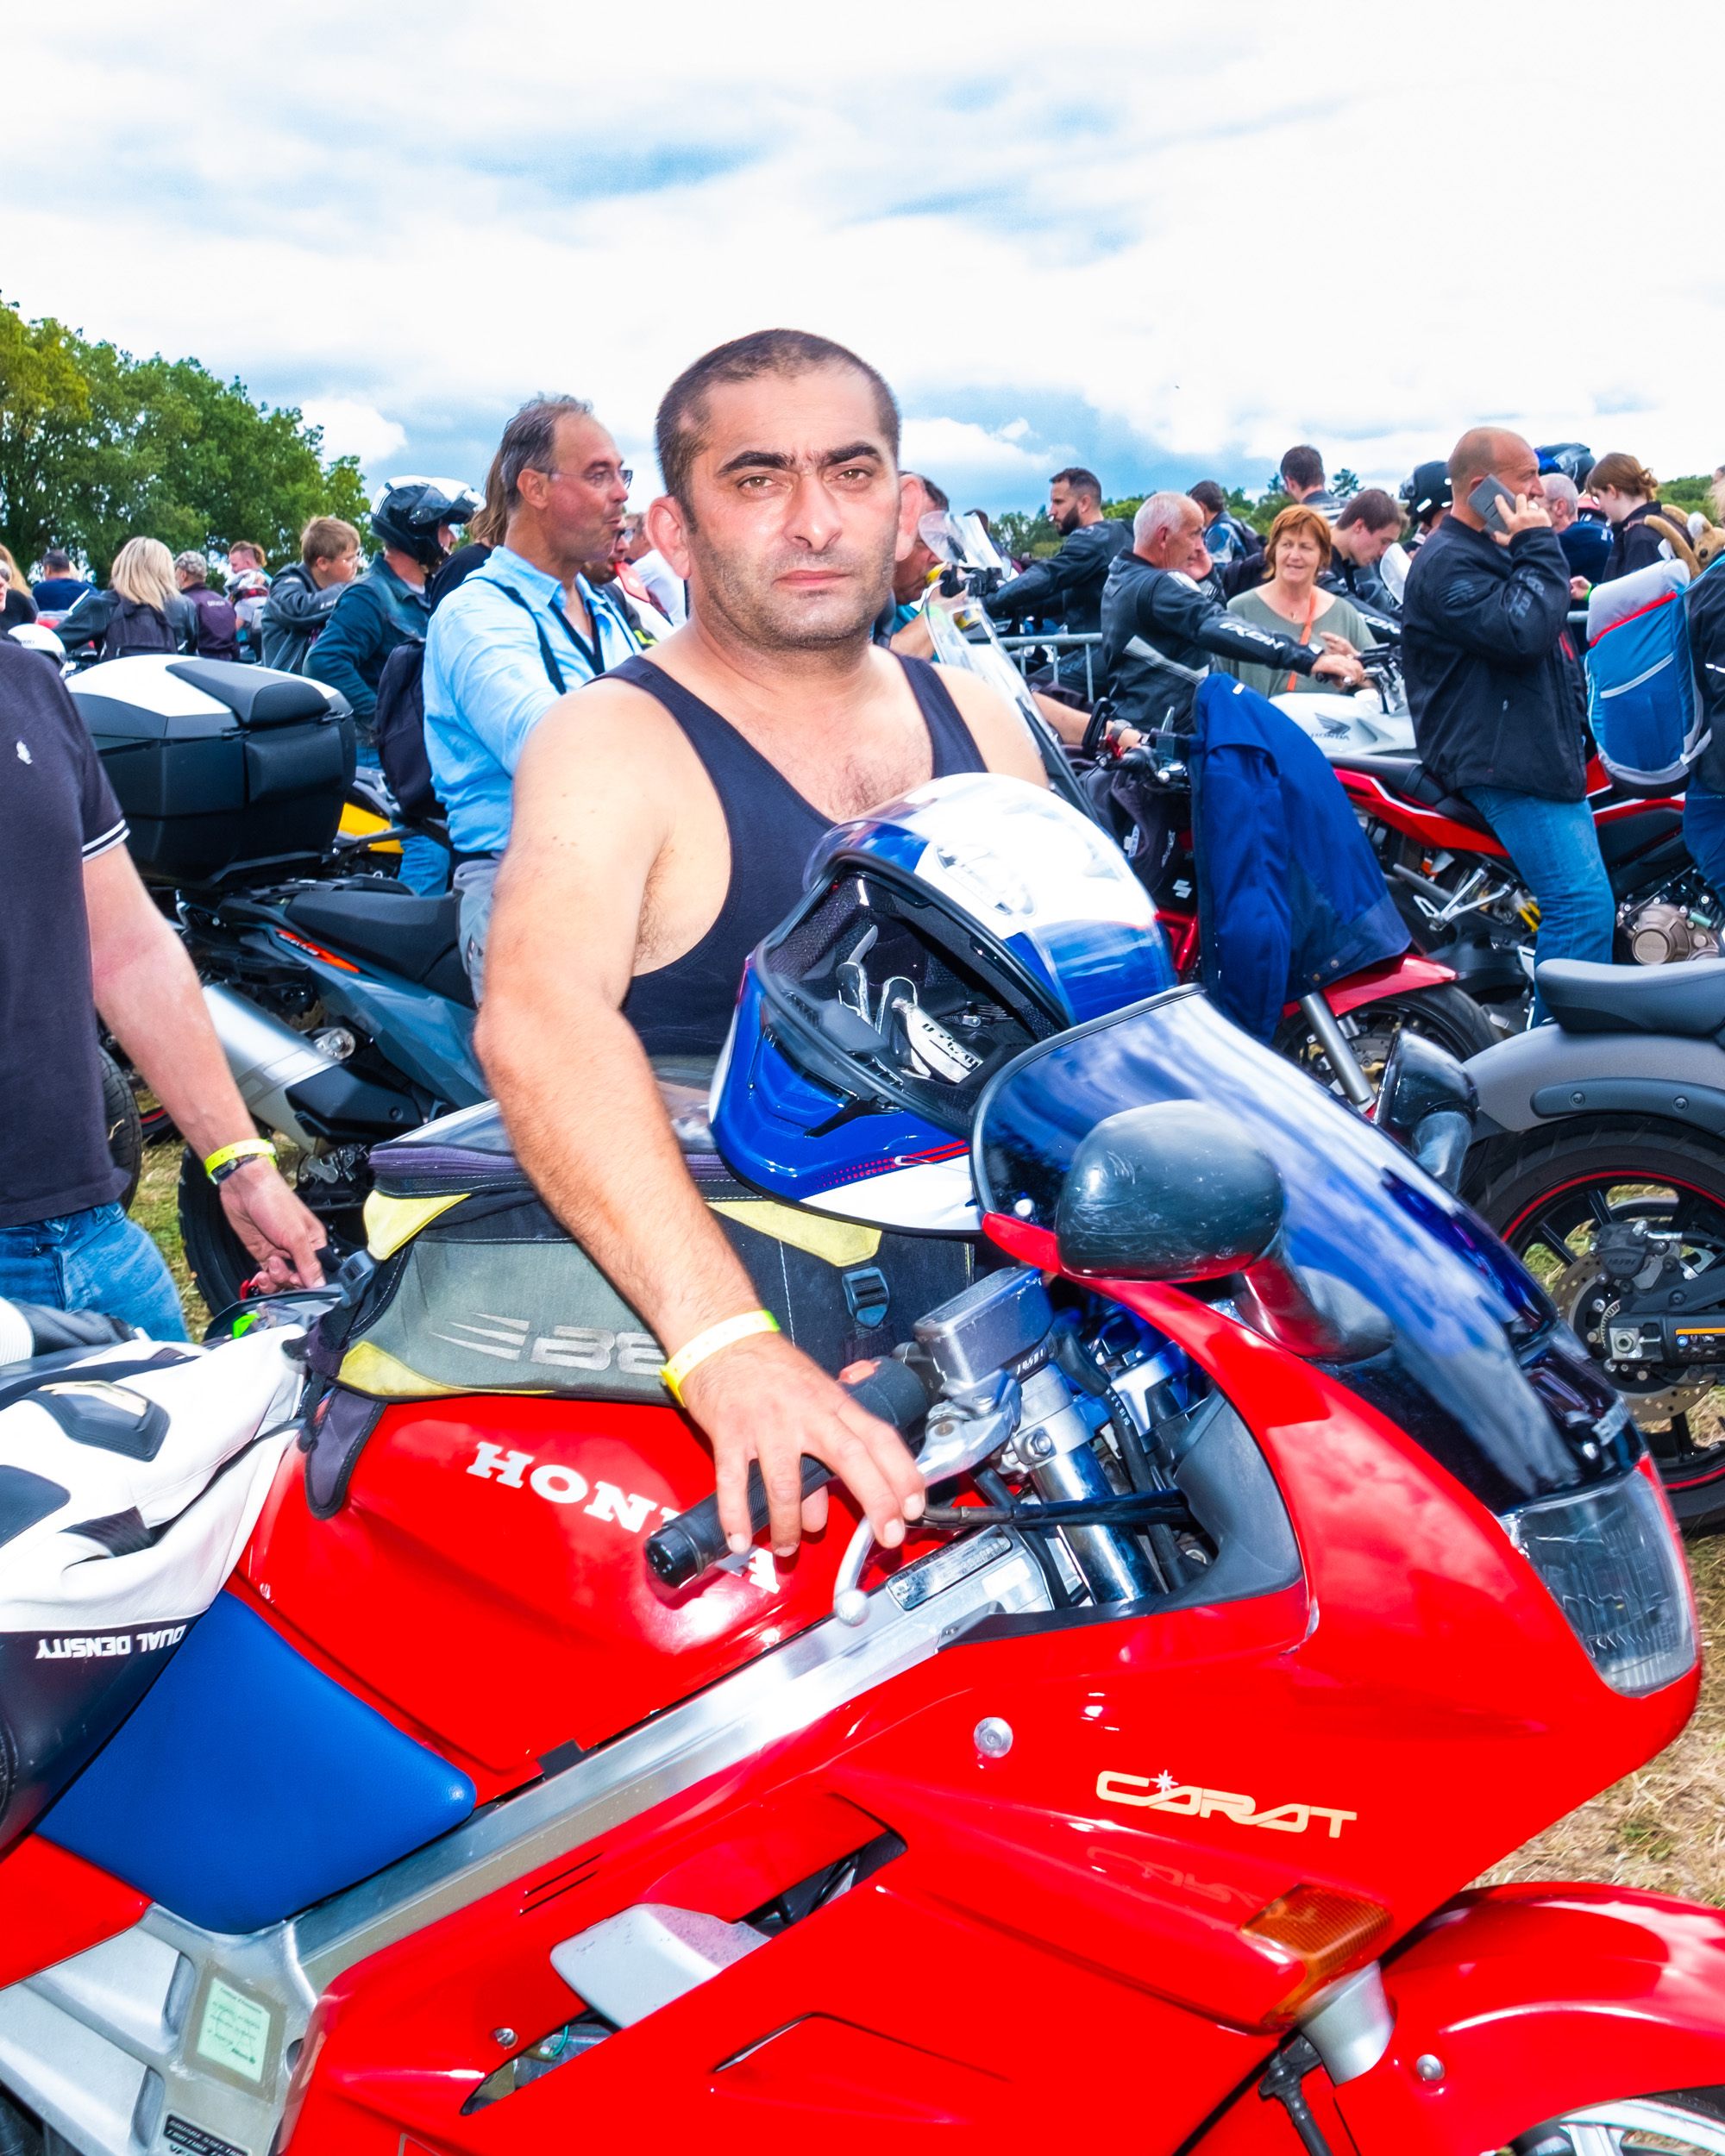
1334, 767, 1511, 858
1291, 950, 1458, 1020
1328, 1889, 1725, 2156
274, 1216, 1702, 2148
0, 1838, 148, 1990
242, 1393, 912, 1776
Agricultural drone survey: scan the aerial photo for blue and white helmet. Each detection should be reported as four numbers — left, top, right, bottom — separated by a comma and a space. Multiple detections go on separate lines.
712, 774, 1175, 1234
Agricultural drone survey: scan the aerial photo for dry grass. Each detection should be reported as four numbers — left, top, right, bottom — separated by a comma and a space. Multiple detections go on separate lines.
131, 1140, 211, 1339
122, 1163, 1725, 1906
1477, 1533, 1725, 1904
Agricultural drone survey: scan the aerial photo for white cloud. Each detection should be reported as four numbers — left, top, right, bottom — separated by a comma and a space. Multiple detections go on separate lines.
299, 400, 407, 467
4, 2, 1720, 507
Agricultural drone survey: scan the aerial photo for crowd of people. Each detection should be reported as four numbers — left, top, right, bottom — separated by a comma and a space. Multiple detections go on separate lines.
8, 327, 1725, 1542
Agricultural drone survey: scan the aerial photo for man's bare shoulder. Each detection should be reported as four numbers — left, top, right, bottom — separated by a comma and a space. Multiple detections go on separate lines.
931, 664, 1050, 787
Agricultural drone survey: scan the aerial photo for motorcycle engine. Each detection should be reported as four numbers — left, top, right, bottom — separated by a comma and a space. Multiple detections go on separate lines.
1622, 895, 1722, 965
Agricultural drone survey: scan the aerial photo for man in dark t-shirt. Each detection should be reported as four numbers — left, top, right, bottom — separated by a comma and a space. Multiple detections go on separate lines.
0, 641, 325, 1332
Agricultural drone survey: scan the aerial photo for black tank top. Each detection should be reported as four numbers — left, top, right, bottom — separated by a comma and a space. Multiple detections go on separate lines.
619, 653, 988, 1056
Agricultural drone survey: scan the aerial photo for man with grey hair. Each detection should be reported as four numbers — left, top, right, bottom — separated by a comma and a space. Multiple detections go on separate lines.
424, 395, 638, 992
1099, 491, 1360, 739
172, 551, 240, 661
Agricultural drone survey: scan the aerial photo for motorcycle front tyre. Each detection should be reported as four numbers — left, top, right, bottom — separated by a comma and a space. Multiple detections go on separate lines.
1465, 1112, 1725, 1535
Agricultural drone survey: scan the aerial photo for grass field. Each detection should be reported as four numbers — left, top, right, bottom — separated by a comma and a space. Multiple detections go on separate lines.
134, 1143, 1725, 1903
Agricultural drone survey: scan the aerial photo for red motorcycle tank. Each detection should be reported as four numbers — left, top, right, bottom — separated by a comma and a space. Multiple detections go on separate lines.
244, 1097, 969, 1789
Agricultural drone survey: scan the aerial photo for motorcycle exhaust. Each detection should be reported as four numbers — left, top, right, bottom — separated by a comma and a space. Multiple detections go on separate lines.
201, 985, 343, 1150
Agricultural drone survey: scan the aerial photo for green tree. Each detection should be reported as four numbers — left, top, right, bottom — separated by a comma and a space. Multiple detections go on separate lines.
1333, 467, 1360, 499
0, 296, 371, 580
994, 507, 1060, 560
0, 304, 94, 568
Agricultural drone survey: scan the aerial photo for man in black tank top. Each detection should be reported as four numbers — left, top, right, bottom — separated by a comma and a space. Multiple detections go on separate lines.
475, 329, 1047, 1569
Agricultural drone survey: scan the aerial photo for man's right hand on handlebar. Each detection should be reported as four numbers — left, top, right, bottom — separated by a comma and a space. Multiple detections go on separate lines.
1313, 650, 1366, 688
677, 1327, 927, 1558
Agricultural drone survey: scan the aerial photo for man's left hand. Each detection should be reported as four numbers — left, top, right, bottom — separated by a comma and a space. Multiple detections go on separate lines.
218, 1160, 326, 1289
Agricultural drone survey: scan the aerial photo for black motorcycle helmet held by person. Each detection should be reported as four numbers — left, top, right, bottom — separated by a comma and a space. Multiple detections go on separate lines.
369, 477, 483, 571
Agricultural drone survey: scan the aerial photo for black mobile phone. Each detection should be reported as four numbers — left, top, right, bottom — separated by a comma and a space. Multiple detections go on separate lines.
1469, 474, 1516, 535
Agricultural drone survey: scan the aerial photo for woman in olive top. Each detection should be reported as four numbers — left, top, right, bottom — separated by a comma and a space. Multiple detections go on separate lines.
1220, 504, 1373, 700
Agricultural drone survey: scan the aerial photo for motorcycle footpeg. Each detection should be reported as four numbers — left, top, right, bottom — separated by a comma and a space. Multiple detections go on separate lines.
643, 1357, 932, 1590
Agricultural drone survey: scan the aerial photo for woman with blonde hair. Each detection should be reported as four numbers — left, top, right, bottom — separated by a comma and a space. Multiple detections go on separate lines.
1587, 453, 1691, 583
0, 544, 38, 629
1220, 504, 1371, 700
52, 536, 195, 661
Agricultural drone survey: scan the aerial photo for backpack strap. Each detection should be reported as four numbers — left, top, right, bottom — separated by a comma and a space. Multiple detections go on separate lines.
492, 582, 568, 693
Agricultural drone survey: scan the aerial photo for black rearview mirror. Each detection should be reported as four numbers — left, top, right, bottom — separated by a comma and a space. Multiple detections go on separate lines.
1054, 1102, 1285, 1281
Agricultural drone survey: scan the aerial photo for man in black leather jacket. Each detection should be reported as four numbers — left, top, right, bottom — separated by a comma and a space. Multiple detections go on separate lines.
1100, 493, 1361, 736
1401, 427, 1609, 1021
982, 467, 1128, 692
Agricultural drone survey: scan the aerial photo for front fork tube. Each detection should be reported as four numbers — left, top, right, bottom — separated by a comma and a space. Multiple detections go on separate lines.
1297, 993, 1374, 1107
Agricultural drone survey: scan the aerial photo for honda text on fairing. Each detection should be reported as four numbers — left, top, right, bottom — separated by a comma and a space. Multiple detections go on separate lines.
3, 779, 1724, 2156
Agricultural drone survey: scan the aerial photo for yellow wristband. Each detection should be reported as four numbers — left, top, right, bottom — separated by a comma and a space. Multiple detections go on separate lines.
661, 1310, 780, 1404
204, 1138, 278, 1185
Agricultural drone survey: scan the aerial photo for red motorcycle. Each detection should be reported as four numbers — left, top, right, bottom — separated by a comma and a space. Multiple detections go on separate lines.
1334, 750, 1717, 1015
2, 986, 1721, 2156
1108, 742, 1496, 1102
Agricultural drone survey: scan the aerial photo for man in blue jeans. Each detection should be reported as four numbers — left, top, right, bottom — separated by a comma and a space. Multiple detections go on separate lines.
1402, 428, 1609, 1023
1, 640, 326, 1338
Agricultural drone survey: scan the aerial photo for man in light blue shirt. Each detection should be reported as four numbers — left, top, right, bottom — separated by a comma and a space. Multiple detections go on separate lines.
425, 395, 637, 993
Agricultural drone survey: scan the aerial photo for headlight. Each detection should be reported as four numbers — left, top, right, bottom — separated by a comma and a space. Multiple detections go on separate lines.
1504, 1470, 1695, 1696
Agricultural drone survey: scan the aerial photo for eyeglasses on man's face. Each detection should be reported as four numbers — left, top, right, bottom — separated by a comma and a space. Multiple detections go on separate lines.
534, 466, 633, 492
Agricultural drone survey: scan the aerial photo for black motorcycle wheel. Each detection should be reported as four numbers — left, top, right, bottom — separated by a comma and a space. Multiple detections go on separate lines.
100, 1048, 143, 1213
1276, 983, 1496, 1095
1466, 1114, 1725, 1534
177, 1144, 368, 1325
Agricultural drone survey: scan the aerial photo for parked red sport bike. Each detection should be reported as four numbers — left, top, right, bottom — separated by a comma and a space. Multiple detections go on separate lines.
3, 987, 1722, 2156
1334, 749, 1718, 1016
1104, 742, 1496, 1100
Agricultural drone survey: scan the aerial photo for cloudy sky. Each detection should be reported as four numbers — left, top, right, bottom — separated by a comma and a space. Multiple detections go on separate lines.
7, 3, 1715, 513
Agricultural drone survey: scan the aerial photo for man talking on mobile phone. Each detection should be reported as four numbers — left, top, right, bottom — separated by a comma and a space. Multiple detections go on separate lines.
1401, 429, 1611, 1024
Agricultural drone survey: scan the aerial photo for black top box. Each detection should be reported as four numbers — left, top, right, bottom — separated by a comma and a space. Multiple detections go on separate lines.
72, 657, 357, 888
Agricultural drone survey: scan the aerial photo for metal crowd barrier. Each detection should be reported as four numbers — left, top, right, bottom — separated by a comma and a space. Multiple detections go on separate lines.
997, 631, 1104, 705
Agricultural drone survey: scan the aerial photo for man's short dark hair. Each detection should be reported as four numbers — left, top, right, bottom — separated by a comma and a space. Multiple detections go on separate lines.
1189, 480, 1226, 516
1051, 467, 1102, 505
655, 329, 900, 509
1280, 444, 1326, 492
1334, 487, 1405, 535
907, 473, 950, 511
498, 394, 597, 508
43, 548, 72, 573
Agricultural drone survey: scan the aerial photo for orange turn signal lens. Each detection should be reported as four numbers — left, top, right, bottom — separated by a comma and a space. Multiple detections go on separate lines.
1243, 1883, 1393, 2026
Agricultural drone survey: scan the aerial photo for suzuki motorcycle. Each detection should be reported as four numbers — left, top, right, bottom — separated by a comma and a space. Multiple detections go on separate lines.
3, 778, 1722, 2156
1463, 956, 1725, 1532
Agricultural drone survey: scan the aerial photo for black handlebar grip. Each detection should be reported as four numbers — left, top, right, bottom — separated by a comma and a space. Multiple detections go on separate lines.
643, 1357, 932, 1589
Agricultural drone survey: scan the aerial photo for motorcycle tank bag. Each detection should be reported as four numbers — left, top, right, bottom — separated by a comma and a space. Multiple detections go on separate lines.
0, 1330, 303, 1860
70, 655, 357, 887
305, 1077, 969, 1428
